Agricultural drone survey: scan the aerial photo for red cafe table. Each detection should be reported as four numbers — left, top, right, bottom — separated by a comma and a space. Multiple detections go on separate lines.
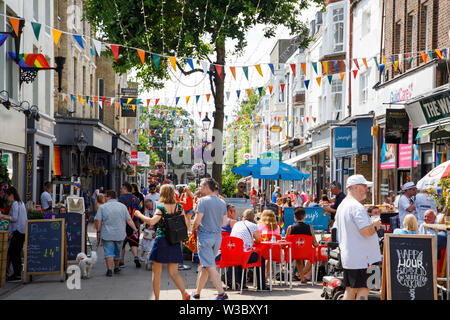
255, 240, 293, 291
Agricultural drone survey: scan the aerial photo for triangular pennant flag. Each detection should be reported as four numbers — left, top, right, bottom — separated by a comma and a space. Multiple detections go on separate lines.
312, 62, 318, 74
353, 69, 358, 79
268, 63, 275, 75
353, 58, 360, 70
362, 58, 368, 69
93, 39, 102, 56
373, 57, 379, 69
0, 34, 8, 48
340, 72, 345, 82
304, 80, 310, 89
107, 101, 111, 109
186, 96, 190, 104
322, 61, 328, 75
420, 51, 428, 64
427, 50, 433, 60
316, 77, 321, 87
8, 17, 20, 37
155, 98, 160, 106
52, 28, 63, 46
90, 100, 93, 108
229, 66, 236, 80
333, 61, 339, 73
195, 95, 200, 104
327, 75, 333, 84
152, 54, 161, 69
186, 58, 195, 71
127, 98, 133, 105
110, 44, 120, 62
255, 64, 263, 77
90, 41, 95, 56
443, 49, 448, 59
247, 89, 252, 98
94, 96, 98, 104
382, 56, 387, 66
215, 65, 223, 79
146, 99, 150, 107
290, 63, 296, 77
394, 60, 399, 71
435, 49, 443, 60
201, 61, 209, 74
268, 85, 273, 95
242, 66, 249, 80
206, 93, 211, 102
169, 57, 177, 71
380, 64, 385, 73
300, 63, 307, 75
137, 49, 145, 65
73, 35, 84, 49
175, 97, 180, 105
258, 87, 263, 96
226, 92, 230, 100
280, 83, 286, 93
31, 22, 41, 41
236, 90, 241, 98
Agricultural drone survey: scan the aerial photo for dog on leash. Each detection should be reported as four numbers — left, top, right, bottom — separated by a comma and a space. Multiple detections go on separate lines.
76, 251, 97, 279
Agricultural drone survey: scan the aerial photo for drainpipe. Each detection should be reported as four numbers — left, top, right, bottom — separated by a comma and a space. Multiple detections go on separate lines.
348, 0, 354, 118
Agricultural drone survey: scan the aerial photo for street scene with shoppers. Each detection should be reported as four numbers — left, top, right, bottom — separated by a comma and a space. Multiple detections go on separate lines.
0, 0, 449, 303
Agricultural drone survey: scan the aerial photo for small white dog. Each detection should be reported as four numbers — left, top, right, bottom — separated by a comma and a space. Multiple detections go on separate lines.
76, 251, 97, 279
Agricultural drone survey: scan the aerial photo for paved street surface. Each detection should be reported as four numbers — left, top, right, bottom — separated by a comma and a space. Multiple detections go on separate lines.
0, 223, 323, 300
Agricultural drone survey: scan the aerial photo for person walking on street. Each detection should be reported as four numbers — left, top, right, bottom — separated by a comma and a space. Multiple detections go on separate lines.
118, 182, 142, 268
335, 175, 382, 300
180, 185, 194, 233
91, 186, 104, 217
398, 182, 417, 228
0, 187, 27, 282
40, 181, 53, 212
134, 184, 190, 300
323, 181, 346, 228
191, 178, 228, 300
95, 190, 138, 277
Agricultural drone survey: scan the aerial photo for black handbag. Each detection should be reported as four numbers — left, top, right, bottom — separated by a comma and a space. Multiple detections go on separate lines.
165, 206, 188, 245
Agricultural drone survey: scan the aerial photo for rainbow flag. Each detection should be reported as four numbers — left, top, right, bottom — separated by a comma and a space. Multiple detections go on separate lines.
279, 220, 285, 229
74, 182, 81, 190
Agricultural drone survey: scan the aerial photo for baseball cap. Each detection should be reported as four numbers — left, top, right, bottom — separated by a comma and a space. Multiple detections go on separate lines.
346, 174, 374, 188
402, 181, 416, 190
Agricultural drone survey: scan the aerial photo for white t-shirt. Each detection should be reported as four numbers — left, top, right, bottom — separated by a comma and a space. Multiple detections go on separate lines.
40, 191, 52, 210
335, 197, 381, 269
415, 193, 437, 226
145, 192, 160, 206
398, 195, 417, 228
230, 220, 259, 252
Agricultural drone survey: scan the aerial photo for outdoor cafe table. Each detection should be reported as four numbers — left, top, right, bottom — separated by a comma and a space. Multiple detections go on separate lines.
255, 240, 292, 291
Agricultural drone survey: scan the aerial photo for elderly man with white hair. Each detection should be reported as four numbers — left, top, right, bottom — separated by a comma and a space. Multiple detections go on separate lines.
335, 175, 382, 300
419, 209, 437, 235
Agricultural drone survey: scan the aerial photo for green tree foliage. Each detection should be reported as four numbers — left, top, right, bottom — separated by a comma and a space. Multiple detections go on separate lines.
84, 0, 325, 186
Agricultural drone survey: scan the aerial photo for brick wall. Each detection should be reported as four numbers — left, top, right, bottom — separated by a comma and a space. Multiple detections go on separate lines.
384, 0, 450, 82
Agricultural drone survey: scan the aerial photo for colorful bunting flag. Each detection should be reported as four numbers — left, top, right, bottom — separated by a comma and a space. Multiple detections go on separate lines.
229, 66, 236, 79
258, 87, 263, 96
304, 80, 310, 89
300, 63, 307, 76
322, 61, 328, 75
137, 49, 145, 65
73, 35, 84, 49
175, 97, 180, 105
316, 77, 321, 87
236, 90, 241, 98
110, 44, 120, 62
226, 92, 230, 100
169, 57, 177, 71
353, 58, 360, 70
8, 17, 20, 37
196, 95, 200, 104
152, 54, 161, 69
268, 63, 275, 75
327, 75, 333, 84
31, 22, 41, 41
353, 69, 358, 79
255, 64, 263, 77
362, 58, 368, 69
268, 85, 273, 95
379, 64, 385, 73
186, 58, 195, 71
52, 28, 63, 46
201, 61, 209, 74
280, 83, 286, 93
312, 62, 318, 74
93, 39, 102, 56
206, 93, 211, 102
420, 51, 428, 64
155, 98, 160, 106
373, 57, 379, 69
247, 89, 252, 98
186, 96, 190, 104
242, 66, 249, 80
333, 61, 339, 73
290, 63, 296, 77
340, 72, 345, 82
215, 65, 223, 79
0, 34, 8, 48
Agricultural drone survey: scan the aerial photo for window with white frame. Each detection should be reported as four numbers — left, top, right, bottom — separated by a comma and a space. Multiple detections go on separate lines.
332, 8, 344, 52
331, 79, 342, 120
360, 69, 370, 104
362, 9, 371, 36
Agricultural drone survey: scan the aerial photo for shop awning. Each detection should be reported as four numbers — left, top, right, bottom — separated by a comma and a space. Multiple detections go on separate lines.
415, 127, 437, 140
284, 145, 328, 165
415, 119, 450, 141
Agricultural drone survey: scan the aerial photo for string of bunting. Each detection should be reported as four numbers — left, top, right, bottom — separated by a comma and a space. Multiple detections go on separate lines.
1, 13, 448, 81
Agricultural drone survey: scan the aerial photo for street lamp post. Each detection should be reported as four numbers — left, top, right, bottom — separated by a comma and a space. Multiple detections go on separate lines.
76, 131, 88, 180
202, 114, 211, 178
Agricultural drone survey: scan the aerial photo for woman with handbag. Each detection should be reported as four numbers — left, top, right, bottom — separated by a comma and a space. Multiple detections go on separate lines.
134, 184, 190, 300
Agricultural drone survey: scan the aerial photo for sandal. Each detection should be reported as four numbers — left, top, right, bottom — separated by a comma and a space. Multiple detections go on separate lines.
183, 292, 191, 300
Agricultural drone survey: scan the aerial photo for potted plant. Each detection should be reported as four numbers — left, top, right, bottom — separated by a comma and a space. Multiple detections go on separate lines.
0, 161, 12, 231
99, 167, 108, 176
430, 178, 450, 226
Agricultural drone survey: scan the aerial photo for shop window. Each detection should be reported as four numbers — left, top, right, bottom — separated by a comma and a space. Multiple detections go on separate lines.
332, 8, 344, 52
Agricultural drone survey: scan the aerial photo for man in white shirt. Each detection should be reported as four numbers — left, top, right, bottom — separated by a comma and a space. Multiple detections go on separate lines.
335, 175, 382, 300
40, 181, 53, 212
398, 182, 417, 228
415, 190, 437, 226
419, 209, 437, 235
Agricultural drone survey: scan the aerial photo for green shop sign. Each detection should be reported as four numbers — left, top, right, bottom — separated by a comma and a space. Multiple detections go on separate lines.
420, 91, 450, 124
260, 151, 281, 160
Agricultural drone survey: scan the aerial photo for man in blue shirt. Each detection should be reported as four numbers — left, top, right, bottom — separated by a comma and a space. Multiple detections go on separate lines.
324, 181, 346, 224
271, 187, 281, 203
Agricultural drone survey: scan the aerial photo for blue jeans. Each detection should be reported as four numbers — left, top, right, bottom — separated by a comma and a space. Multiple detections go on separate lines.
103, 240, 123, 259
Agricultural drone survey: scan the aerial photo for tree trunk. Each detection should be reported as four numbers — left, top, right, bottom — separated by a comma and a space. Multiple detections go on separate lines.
212, 40, 225, 191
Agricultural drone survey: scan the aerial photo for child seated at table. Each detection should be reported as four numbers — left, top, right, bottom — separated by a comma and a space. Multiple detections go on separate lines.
286, 207, 318, 283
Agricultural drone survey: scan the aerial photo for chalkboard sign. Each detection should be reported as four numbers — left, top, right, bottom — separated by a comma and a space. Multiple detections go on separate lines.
55, 212, 85, 262
382, 234, 437, 300
24, 219, 66, 283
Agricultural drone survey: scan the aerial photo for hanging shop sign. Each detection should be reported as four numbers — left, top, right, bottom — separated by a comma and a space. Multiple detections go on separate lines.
385, 109, 409, 144
419, 90, 450, 124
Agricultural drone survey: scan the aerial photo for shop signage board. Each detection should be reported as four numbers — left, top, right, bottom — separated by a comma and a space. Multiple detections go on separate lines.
131, 151, 138, 164
380, 138, 396, 170
419, 91, 450, 124
121, 97, 137, 117
120, 87, 138, 96
381, 234, 437, 300
398, 123, 419, 169
304, 207, 329, 231
24, 219, 66, 283
334, 127, 353, 148
55, 212, 85, 262
385, 109, 409, 144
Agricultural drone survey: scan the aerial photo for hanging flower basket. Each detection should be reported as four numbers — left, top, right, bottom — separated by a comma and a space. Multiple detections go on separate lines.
191, 163, 205, 176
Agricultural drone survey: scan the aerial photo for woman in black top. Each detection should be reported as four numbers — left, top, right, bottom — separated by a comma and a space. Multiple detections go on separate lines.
286, 207, 318, 283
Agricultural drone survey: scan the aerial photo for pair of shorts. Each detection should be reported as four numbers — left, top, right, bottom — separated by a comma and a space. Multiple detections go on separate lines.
123, 234, 139, 248
103, 240, 123, 259
343, 268, 371, 289
197, 232, 222, 267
